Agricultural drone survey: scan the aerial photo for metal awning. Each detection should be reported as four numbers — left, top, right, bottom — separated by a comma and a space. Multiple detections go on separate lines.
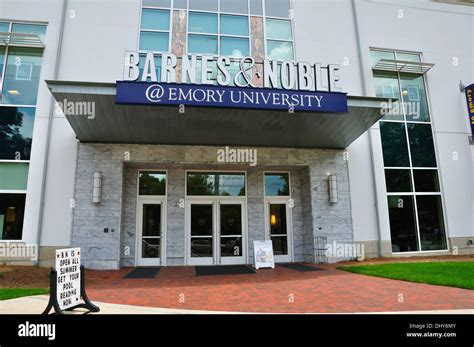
372, 58, 434, 74
0, 32, 45, 48
46, 80, 389, 149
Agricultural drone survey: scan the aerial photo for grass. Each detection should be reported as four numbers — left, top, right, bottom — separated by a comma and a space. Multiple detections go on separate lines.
0, 288, 49, 301
337, 261, 474, 290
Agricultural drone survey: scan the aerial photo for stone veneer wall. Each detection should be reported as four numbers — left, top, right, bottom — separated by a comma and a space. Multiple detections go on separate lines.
72, 144, 353, 269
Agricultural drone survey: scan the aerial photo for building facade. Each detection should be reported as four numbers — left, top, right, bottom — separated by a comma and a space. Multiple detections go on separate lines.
0, 0, 473, 269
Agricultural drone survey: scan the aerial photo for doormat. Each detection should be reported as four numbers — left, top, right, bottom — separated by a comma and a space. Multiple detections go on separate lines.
278, 263, 325, 272
194, 265, 256, 276
124, 267, 161, 278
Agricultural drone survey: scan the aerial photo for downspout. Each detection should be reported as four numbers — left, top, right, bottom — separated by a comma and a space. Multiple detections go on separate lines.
351, 0, 384, 257
35, 0, 68, 266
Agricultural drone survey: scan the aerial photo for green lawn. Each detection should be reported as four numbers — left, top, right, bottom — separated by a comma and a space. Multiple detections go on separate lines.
0, 288, 49, 301
337, 262, 474, 290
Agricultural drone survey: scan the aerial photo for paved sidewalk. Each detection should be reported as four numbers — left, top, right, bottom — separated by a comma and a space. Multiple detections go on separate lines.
1, 295, 473, 314
82, 264, 474, 313
0, 295, 231, 314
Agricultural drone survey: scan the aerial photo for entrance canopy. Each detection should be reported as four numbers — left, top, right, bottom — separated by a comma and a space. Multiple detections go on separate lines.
46, 80, 388, 149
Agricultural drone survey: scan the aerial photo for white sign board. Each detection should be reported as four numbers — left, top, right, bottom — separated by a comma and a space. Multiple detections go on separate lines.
253, 240, 275, 269
55, 247, 81, 310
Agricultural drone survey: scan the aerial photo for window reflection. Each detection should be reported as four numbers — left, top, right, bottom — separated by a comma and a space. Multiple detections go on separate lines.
187, 172, 245, 196
2, 47, 43, 105
0, 107, 35, 160
0, 194, 25, 240
139, 171, 166, 195
417, 196, 446, 251
265, 173, 289, 196
387, 196, 419, 252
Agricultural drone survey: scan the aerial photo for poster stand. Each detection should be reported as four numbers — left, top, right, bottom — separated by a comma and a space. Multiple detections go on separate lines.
42, 265, 100, 315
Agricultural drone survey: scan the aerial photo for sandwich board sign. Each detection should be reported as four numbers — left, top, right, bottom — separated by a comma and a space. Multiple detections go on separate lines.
253, 240, 275, 269
56, 247, 81, 310
42, 247, 99, 314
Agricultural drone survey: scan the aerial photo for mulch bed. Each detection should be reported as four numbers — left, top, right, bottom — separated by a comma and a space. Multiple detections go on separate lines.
0, 265, 51, 288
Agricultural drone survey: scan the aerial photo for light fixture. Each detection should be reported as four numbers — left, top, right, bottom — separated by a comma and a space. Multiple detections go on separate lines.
92, 172, 102, 203
270, 213, 277, 226
7, 90, 20, 95
328, 174, 338, 204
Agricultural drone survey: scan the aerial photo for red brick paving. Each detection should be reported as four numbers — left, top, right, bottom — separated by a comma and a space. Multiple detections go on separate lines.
85, 264, 474, 313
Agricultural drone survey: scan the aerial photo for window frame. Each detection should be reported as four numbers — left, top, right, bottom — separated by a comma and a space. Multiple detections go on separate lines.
371, 47, 448, 254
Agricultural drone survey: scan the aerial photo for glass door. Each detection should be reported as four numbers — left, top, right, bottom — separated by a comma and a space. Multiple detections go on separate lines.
218, 201, 246, 265
137, 200, 164, 266
187, 199, 246, 265
188, 202, 215, 266
265, 200, 292, 263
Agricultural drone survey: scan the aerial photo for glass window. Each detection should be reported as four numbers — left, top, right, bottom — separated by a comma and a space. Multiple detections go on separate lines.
387, 196, 419, 252
221, 15, 249, 36
0, 107, 35, 160
265, 173, 290, 196
139, 31, 169, 51
173, 0, 187, 9
266, 19, 292, 40
220, 37, 249, 57
373, 70, 403, 121
189, 0, 218, 11
139, 171, 166, 195
11, 23, 47, 44
413, 170, 440, 192
188, 12, 218, 34
407, 123, 437, 167
416, 196, 446, 251
188, 35, 218, 54
142, 0, 171, 7
220, 0, 248, 14
0, 162, 29, 190
400, 73, 429, 122
265, 0, 290, 18
379, 122, 410, 167
370, 50, 395, 67
187, 172, 245, 196
0, 22, 9, 32
250, 0, 263, 15
2, 47, 43, 105
0, 193, 26, 240
396, 52, 421, 62
0, 46, 5, 81
385, 169, 412, 192
141, 9, 170, 31
267, 40, 293, 60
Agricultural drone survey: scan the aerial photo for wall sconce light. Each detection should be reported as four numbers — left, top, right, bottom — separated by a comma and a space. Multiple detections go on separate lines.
270, 213, 277, 226
328, 174, 338, 204
92, 172, 102, 204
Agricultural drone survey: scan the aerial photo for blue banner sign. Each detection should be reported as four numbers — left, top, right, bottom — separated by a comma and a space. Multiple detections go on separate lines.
465, 83, 474, 136
116, 81, 348, 113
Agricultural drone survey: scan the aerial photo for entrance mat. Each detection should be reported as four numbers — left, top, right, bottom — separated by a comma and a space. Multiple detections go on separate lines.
124, 267, 161, 279
278, 263, 326, 272
194, 265, 256, 276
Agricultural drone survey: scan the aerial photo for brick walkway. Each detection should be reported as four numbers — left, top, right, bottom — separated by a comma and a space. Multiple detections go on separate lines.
85, 264, 474, 313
